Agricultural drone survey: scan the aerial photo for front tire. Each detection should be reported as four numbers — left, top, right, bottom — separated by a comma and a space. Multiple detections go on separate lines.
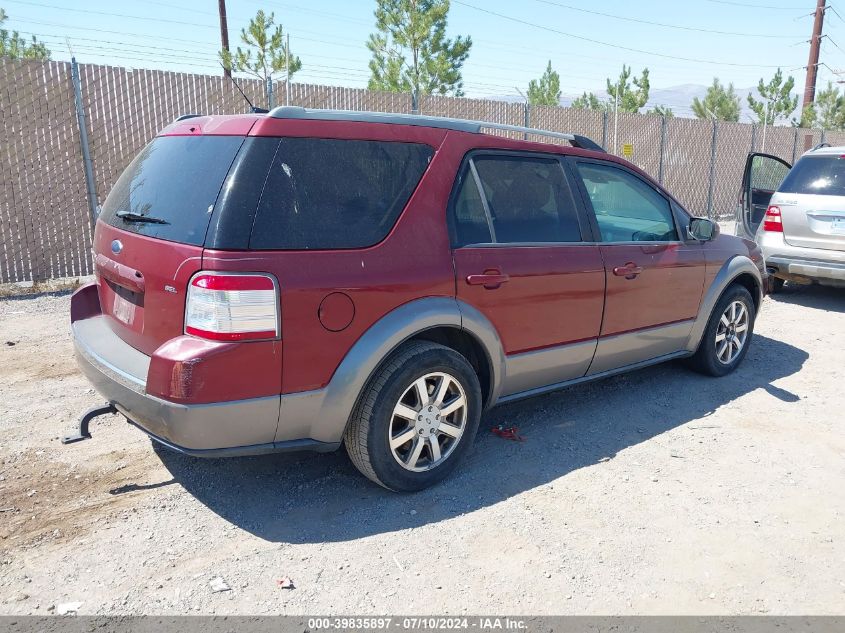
687, 284, 756, 377
344, 341, 482, 492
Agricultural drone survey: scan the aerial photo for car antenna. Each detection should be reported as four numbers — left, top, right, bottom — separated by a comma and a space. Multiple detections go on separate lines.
223, 65, 269, 114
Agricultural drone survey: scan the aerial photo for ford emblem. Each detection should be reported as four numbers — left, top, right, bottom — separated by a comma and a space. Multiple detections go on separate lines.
111, 240, 123, 255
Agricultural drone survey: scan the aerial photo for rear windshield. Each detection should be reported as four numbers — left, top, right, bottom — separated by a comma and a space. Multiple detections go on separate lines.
99, 136, 244, 246
249, 138, 433, 250
778, 154, 845, 196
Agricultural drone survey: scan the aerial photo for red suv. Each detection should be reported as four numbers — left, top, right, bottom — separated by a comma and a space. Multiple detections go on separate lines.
69, 107, 766, 491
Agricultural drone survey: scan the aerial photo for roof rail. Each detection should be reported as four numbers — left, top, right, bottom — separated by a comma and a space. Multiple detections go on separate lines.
267, 106, 605, 152
174, 113, 203, 122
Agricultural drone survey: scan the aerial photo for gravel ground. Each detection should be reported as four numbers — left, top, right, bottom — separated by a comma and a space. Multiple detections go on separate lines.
0, 285, 843, 615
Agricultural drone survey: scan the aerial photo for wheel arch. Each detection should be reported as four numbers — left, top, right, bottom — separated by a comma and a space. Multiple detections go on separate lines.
306, 297, 505, 444
685, 255, 763, 353
409, 326, 495, 410
730, 272, 763, 312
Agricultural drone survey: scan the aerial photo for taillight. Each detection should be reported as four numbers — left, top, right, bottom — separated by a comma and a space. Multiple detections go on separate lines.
762, 205, 783, 232
185, 272, 279, 341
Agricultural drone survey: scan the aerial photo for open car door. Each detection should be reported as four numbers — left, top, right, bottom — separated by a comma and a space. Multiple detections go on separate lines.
737, 152, 792, 239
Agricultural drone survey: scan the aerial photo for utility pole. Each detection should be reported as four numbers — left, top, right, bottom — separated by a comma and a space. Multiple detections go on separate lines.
613, 79, 621, 155
762, 100, 770, 152
515, 87, 529, 139
285, 32, 291, 106
218, 0, 231, 78
802, 0, 826, 117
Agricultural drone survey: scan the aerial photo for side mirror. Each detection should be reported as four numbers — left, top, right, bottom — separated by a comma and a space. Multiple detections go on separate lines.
688, 217, 719, 241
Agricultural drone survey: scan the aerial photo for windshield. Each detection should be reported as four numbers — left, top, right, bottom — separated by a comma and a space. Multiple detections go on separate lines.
99, 135, 244, 246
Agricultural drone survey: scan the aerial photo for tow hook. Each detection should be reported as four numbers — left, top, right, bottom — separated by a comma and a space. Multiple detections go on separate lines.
62, 403, 118, 444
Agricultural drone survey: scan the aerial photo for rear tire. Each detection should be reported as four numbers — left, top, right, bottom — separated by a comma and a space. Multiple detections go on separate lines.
344, 341, 482, 492
686, 284, 756, 377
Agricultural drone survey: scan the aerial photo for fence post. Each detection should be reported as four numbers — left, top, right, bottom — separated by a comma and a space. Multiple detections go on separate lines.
750, 124, 757, 154
71, 57, 98, 230
792, 128, 799, 163
657, 116, 667, 184
523, 102, 530, 139
821, 128, 827, 145
601, 111, 608, 149
706, 119, 718, 219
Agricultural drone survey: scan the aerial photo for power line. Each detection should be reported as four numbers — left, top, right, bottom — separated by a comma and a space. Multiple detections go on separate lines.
5, 0, 787, 106
3, 0, 220, 29
453, 0, 792, 68
528, 0, 803, 38
704, 0, 807, 8
9, 8, 773, 83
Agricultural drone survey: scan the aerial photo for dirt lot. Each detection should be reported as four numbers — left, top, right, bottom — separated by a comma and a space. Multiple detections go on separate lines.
0, 286, 843, 615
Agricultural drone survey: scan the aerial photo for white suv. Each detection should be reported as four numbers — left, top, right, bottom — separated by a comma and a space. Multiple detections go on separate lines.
737, 147, 845, 291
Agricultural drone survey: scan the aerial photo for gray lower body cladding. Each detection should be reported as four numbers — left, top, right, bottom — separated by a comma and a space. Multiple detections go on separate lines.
73, 316, 335, 456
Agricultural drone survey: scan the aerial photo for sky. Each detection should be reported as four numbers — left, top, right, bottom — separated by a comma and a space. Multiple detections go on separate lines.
3, 0, 842, 117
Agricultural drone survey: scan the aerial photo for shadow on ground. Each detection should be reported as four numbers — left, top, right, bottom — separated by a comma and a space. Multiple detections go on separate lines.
768, 282, 844, 313
156, 334, 807, 544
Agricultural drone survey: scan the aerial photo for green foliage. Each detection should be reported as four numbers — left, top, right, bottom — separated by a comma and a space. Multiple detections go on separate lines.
570, 91, 606, 111
572, 66, 649, 113
747, 68, 798, 126
691, 78, 740, 122
367, 0, 471, 97
606, 65, 650, 113
220, 10, 301, 83
798, 102, 817, 129
527, 60, 561, 106
798, 82, 845, 130
0, 8, 50, 60
647, 105, 674, 118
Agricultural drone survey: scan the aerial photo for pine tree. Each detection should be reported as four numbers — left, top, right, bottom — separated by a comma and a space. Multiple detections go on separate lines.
804, 82, 845, 130
367, 0, 471, 98
691, 78, 740, 122
220, 10, 301, 85
647, 105, 674, 118
571, 92, 605, 111
747, 68, 798, 126
0, 8, 50, 60
527, 61, 561, 106
606, 65, 650, 113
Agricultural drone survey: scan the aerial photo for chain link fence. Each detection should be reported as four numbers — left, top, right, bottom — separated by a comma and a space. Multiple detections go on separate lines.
0, 57, 837, 284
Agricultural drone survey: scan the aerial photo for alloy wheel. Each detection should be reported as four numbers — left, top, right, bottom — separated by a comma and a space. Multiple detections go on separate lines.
715, 299, 749, 365
389, 372, 468, 472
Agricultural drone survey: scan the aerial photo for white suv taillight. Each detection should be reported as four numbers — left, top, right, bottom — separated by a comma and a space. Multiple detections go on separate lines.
185, 272, 279, 341
763, 205, 783, 232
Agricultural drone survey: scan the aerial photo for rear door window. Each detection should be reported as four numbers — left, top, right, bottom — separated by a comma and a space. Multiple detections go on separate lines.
250, 138, 433, 250
778, 155, 845, 195
451, 166, 493, 246
451, 154, 582, 245
99, 136, 244, 246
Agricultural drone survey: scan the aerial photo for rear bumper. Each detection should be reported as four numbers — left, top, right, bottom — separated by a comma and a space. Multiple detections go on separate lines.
766, 256, 845, 282
758, 230, 845, 283
72, 312, 338, 456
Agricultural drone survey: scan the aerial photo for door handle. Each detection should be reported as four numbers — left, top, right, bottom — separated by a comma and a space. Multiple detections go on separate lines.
94, 253, 146, 293
612, 262, 643, 280
466, 271, 510, 289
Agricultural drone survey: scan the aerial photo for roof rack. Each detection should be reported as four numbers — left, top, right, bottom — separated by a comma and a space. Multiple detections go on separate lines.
267, 106, 605, 152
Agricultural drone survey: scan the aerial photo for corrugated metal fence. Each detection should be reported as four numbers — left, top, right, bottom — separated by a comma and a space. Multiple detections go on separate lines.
2, 57, 843, 284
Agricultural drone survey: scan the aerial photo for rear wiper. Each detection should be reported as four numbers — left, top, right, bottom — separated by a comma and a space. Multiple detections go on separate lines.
115, 211, 170, 225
